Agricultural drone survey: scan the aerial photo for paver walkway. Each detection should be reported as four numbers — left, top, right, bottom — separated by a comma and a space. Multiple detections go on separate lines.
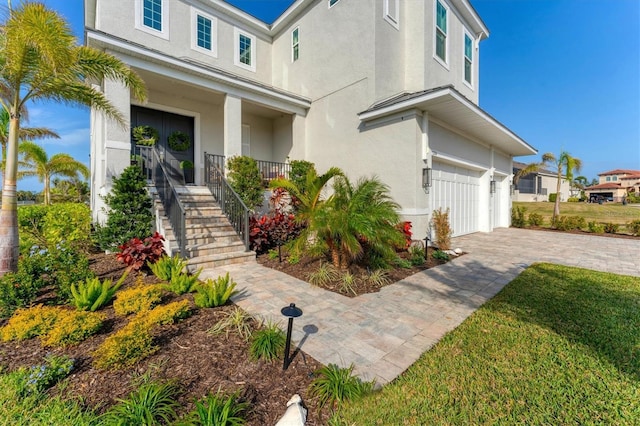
200, 228, 640, 385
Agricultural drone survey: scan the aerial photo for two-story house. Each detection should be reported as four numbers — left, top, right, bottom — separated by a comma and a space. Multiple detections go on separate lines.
585, 169, 640, 202
86, 0, 536, 243
512, 161, 571, 202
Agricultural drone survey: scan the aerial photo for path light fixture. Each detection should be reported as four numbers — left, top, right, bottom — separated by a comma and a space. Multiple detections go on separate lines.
423, 234, 430, 258
281, 303, 303, 371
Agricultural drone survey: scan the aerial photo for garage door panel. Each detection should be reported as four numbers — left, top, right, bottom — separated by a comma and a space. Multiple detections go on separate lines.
432, 162, 480, 237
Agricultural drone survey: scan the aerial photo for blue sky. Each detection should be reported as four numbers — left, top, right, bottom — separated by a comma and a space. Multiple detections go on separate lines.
19, 0, 640, 191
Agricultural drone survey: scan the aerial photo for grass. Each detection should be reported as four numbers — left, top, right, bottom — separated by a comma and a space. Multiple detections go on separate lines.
333, 263, 640, 424
513, 201, 640, 226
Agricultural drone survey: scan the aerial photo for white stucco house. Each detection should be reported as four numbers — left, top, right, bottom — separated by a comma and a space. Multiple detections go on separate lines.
512, 161, 571, 203
86, 0, 537, 241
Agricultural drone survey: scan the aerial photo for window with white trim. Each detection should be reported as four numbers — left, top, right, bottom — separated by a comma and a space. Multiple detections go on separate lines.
191, 8, 217, 56
464, 32, 473, 85
234, 28, 256, 71
435, 0, 447, 63
329, 0, 340, 8
384, 0, 399, 28
135, 0, 169, 39
292, 27, 300, 61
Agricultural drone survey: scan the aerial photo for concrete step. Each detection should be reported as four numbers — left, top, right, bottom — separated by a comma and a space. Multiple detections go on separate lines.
184, 206, 223, 217
185, 215, 232, 226
185, 223, 235, 235
185, 230, 240, 246
188, 250, 256, 270
186, 240, 246, 257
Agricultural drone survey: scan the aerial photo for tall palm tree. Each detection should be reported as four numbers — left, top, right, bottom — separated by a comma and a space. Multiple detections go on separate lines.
543, 151, 582, 222
0, 2, 146, 274
18, 142, 89, 205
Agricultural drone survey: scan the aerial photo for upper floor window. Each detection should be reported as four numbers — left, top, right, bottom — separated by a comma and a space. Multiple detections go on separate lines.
234, 28, 256, 72
329, 0, 340, 8
292, 27, 300, 62
191, 8, 217, 57
606, 176, 611, 181
464, 33, 473, 85
613, 176, 618, 181
384, 0, 399, 29
135, 0, 168, 39
435, 0, 447, 64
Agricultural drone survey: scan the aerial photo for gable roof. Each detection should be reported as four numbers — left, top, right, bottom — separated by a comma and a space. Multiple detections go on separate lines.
598, 169, 640, 176
359, 85, 536, 157
585, 182, 622, 190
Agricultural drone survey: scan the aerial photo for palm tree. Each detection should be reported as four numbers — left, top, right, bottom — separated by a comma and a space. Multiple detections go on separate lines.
50, 176, 89, 203
543, 151, 582, 222
18, 142, 89, 205
313, 175, 405, 270
0, 2, 147, 273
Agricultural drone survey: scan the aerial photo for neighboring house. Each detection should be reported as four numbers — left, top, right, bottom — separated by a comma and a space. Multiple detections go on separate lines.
585, 169, 640, 202
86, 0, 536, 238
512, 161, 571, 202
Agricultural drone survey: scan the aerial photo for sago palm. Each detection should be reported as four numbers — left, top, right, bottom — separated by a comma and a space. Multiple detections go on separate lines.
18, 141, 89, 206
313, 175, 404, 269
0, 2, 147, 273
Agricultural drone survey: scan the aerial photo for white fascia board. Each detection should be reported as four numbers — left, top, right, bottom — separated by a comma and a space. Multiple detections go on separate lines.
87, 31, 310, 114
358, 89, 447, 121
450, 0, 489, 39
271, 0, 315, 34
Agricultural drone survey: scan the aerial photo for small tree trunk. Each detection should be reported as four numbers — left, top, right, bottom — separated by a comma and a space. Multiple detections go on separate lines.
44, 174, 50, 205
553, 168, 562, 223
0, 114, 21, 275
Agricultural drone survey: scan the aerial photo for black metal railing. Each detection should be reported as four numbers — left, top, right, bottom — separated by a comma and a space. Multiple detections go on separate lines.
256, 159, 291, 185
204, 153, 250, 251
132, 145, 153, 180
151, 148, 187, 256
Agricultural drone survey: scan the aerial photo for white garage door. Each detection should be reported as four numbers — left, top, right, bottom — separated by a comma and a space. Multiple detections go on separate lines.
432, 161, 481, 236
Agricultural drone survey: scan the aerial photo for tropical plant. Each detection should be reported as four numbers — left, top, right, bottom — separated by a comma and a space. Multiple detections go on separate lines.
166, 269, 202, 295
194, 273, 238, 308
528, 212, 544, 227
432, 250, 450, 261
431, 208, 453, 250
94, 165, 154, 251
339, 272, 357, 296
313, 175, 405, 270
308, 363, 374, 410
17, 142, 89, 205
185, 389, 249, 426
116, 232, 166, 271
100, 378, 180, 425
49, 176, 90, 203
207, 307, 253, 341
70, 271, 129, 312
288, 160, 316, 193
0, 1, 146, 274
366, 269, 390, 287
408, 244, 425, 266
226, 156, 264, 211
308, 262, 339, 287
148, 255, 187, 281
132, 125, 158, 146
249, 321, 285, 361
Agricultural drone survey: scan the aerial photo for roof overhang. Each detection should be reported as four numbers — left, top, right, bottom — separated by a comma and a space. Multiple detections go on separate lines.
86, 30, 311, 115
359, 86, 536, 157
450, 0, 489, 39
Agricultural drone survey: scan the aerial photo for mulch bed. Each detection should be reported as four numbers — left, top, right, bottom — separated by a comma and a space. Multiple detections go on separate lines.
0, 253, 329, 425
524, 226, 640, 240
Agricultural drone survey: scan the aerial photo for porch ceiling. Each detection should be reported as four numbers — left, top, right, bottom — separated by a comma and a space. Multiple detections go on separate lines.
135, 69, 226, 106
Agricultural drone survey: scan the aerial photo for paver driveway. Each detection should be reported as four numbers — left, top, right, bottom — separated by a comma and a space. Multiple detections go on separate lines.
201, 228, 640, 385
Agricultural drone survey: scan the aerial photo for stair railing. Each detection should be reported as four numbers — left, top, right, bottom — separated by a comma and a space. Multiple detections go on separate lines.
204, 152, 250, 251
151, 148, 187, 256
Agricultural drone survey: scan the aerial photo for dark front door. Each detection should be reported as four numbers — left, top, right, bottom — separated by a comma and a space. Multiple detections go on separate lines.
131, 106, 195, 183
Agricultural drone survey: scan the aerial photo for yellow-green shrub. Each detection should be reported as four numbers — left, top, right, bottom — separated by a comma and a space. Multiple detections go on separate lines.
93, 321, 156, 370
135, 300, 191, 327
113, 283, 163, 316
1, 305, 104, 347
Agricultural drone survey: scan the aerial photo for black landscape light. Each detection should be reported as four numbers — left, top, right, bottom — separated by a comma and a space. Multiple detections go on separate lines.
423, 234, 430, 258
281, 303, 303, 371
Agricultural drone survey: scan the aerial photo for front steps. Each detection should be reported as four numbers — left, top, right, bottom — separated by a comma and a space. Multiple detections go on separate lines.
153, 186, 255, 270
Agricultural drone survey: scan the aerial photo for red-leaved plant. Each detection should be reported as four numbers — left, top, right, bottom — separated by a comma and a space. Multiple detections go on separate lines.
116, 232, 166, 271
249, 212, 303, 254
397, 221, 412, 249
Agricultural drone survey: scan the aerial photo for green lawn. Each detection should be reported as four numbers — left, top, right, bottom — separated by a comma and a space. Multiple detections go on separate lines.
513, 201, 640, 226
333, 264, 640, 425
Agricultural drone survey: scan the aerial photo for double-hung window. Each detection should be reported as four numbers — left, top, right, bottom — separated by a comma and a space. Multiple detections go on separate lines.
234, 28, 256, 72
435, 0, 447, 63
136, 0, 168, 39
292, 27, 300, 62
464, 33, 473, 85
191, 8, 217, 56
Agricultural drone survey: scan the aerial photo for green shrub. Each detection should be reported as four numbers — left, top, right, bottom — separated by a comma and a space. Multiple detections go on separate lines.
432, 208, 453, 250
308, 363, 374, 410
366, 269, 390, 287
408, 245, 425, 266
138, 300, 192, 327
603, 223, 619, 234
227, 156, 264, 211
548, 193, 557, 202
627, 219, 640, 236
22, 354, 75, 396
528, 212, 544, 227
100, 378, 180, 424
0, 267, 44, 319
567, 197, 579, 202
149, 255, 187, 281
249, 321, 285, 361
18, 203, 91, 254
113, 282, 163, 316
588, 221, 604, 234
432, 250, 450, 261
1, 305, 59, 341
93, 321, 156, 370
165, 269, 202, 295
208, 307, 254, 341
94, 165, 154, 251
186, 389, 249, 426
309, 263, 339, 287
553, 215, 586, 231
511, 206, 527, 228
70, 271, 128, 312
288, 160, 316, 194
48, 246, 94, 302
393, 257, 412, 269
194, 273, 238, 308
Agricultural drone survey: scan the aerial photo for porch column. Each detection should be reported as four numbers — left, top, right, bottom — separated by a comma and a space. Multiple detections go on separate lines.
93, 78, 132, 224
224, 94, 242, 159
